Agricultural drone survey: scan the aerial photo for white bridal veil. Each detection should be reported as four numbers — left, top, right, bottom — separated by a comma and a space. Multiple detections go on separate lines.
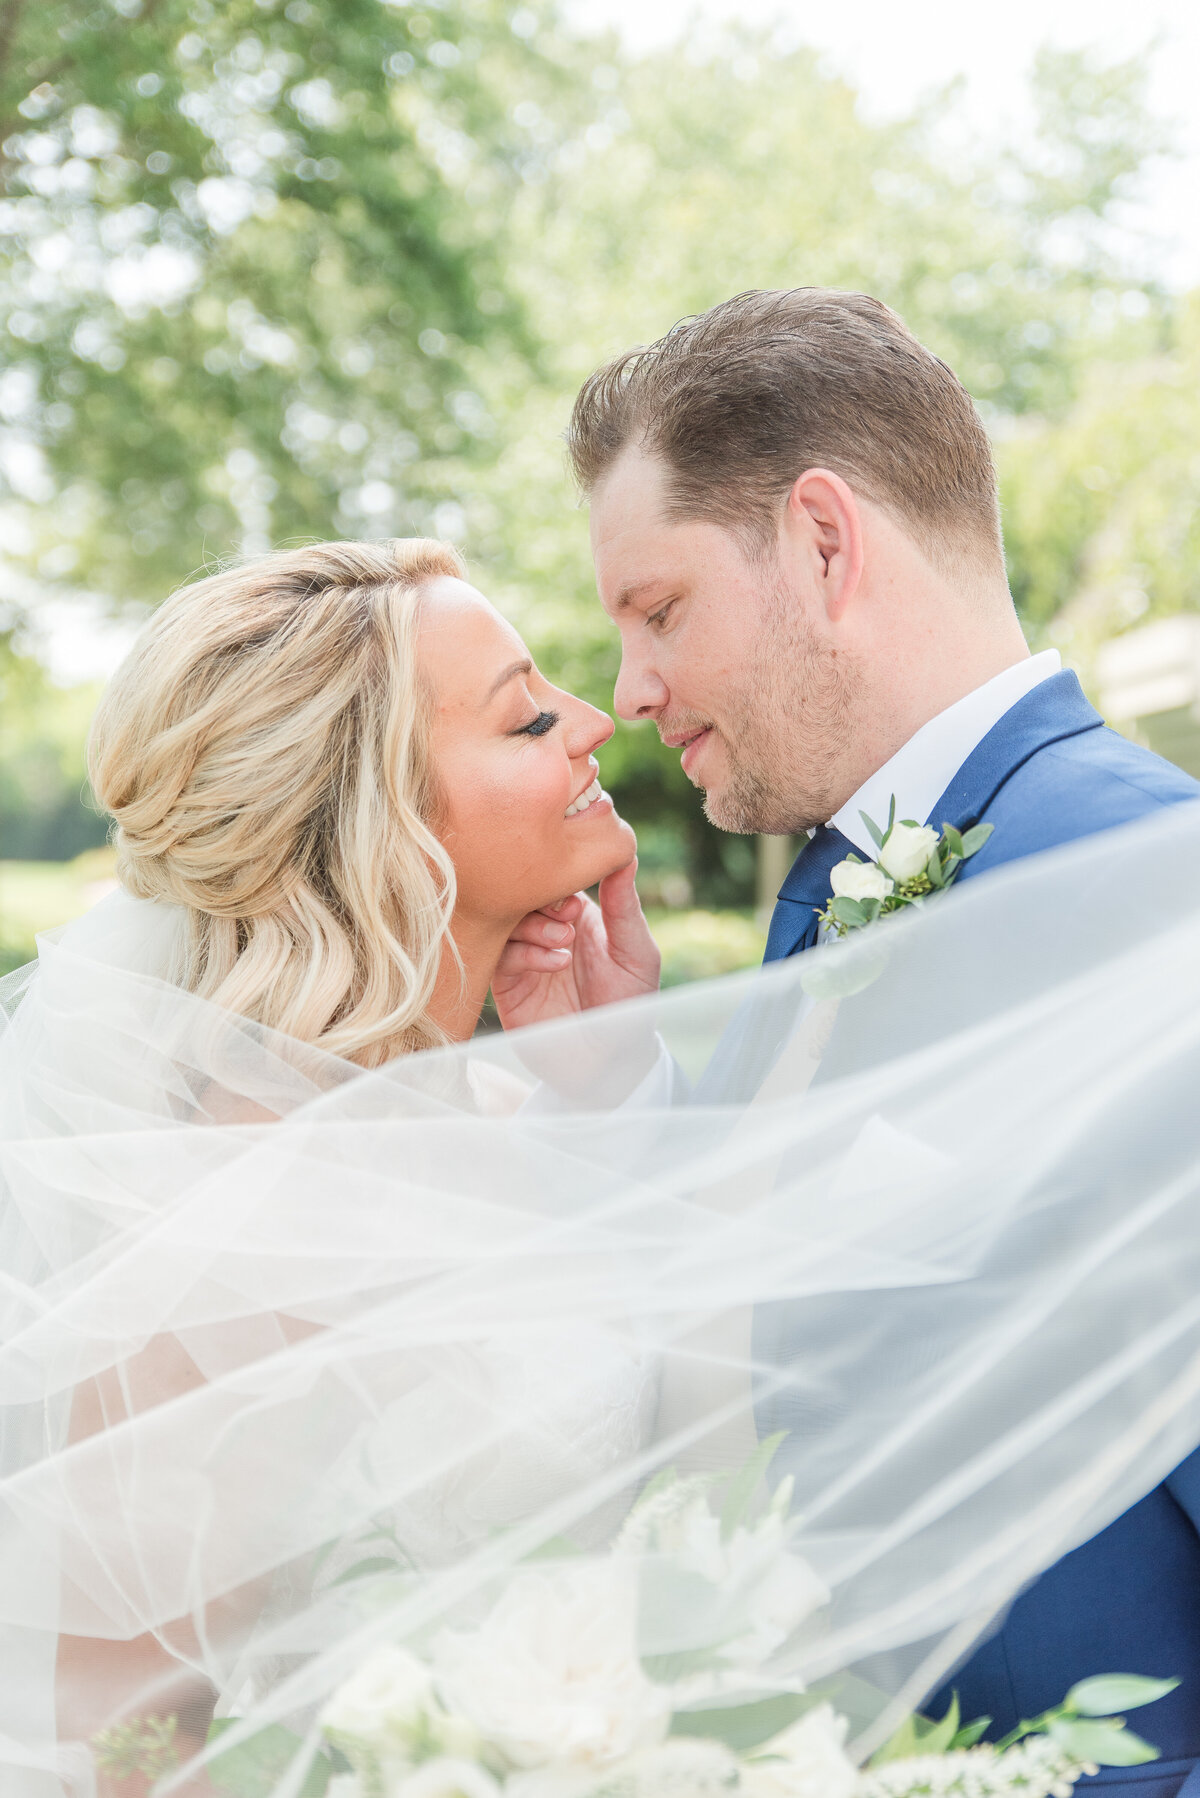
4, 802, 1200, 1796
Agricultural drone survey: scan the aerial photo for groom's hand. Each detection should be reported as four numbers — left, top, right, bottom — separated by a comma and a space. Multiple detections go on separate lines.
492, 859, 661, 1032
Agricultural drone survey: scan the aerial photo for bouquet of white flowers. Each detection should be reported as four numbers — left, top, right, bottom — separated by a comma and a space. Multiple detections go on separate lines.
101, 1444, 1173, 1798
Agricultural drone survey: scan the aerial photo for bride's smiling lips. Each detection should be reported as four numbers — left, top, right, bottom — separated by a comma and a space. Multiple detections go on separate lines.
564, 768, 614, 820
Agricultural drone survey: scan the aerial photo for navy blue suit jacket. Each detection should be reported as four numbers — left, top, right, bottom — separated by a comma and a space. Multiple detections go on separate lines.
764, 671, 1200, 1795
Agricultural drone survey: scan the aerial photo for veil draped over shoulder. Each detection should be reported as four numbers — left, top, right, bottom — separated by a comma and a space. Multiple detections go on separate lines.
3, 803, 1200, 1796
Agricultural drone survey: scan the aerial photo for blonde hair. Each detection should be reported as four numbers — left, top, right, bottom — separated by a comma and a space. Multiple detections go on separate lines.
88, 538, 466, 1066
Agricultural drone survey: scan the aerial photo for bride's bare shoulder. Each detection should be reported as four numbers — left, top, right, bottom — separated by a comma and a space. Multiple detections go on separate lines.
195, 1084, 282, 1125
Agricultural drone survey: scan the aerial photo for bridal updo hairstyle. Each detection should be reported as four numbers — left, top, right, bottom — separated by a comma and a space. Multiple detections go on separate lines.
568, 286, 1004, 581
88, 538, 464, 1066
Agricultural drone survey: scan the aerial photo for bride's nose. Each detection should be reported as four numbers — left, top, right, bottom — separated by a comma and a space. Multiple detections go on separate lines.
564, 696, 615, 760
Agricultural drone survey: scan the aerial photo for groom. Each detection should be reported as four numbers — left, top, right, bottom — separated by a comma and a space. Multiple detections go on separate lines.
497, 289, 1200, 1792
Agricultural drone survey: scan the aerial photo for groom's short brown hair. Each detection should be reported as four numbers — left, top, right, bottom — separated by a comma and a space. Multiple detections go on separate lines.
568, 288, 1003, 574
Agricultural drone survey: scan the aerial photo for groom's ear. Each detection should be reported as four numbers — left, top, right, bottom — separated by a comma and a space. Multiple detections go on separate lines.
784, 468, 864, 621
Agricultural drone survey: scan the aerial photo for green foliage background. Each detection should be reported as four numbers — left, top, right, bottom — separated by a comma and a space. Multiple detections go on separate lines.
1, 0, 1196, 956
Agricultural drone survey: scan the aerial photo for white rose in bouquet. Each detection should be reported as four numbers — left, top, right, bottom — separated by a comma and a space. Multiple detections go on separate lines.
630, 1489, 827, 1672
433, 1562, 671, 1773
393, 1758, 503, 1798
742, 1704, 859, 1798
878, 823, 939, 884
321, 1645, 436, 1751
619, 1738, 742, 1797
830, 861, 893, 904
729, 1554, 827, 1664
327, 1779, 366, 1798
506, 1739, 739, 1798
718, 1513, 829, 1665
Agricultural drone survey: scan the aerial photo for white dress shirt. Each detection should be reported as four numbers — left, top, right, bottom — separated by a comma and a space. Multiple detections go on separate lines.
829, 650, 1062, 857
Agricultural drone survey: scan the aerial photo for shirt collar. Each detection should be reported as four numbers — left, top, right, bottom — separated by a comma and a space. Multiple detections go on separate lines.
829, 650, 1062, 857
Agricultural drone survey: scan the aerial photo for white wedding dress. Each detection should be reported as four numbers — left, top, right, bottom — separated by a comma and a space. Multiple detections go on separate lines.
5, 805, 1200, 1792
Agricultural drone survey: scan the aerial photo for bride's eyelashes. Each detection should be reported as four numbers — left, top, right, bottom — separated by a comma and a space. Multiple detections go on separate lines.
513, 708, 561, 739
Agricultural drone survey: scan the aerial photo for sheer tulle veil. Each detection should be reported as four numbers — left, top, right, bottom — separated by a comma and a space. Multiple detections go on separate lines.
4, 803, 1200, 1794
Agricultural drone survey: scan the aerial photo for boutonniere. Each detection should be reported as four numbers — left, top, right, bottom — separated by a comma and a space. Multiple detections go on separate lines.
817, 798, 994, 937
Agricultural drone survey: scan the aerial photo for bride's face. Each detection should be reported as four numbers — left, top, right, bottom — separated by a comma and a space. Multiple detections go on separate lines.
419, 577, 636, 926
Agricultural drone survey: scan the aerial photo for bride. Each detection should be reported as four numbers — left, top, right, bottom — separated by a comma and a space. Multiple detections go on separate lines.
7, 535, 1200, 1798
86, 535, 660, 1062
20, 537, 664, 1791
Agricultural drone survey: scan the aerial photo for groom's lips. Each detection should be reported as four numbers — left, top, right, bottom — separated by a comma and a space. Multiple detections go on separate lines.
670, 728, 713, 779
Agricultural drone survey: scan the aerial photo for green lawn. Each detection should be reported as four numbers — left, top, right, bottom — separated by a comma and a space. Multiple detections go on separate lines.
648, 907, 765, 986
0, 850, 118, 973
0, 856, 765, 986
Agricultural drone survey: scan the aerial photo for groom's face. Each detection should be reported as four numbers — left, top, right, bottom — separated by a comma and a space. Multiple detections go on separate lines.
590, 447, 856, 833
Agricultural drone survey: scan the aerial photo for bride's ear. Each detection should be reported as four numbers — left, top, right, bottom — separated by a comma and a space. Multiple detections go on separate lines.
784, 467, 864, 621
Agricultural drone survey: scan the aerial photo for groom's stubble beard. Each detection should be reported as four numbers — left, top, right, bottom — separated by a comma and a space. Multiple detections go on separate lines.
697, 571, 862, 836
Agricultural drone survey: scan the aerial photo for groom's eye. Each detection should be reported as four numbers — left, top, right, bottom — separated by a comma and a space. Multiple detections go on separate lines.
514, 709, 560, 738
647, 600, 676, 631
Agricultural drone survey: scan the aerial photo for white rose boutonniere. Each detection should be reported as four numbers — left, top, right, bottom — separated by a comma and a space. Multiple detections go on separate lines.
877, 821, 940, 884
830, 861, 893, 905
819, 798, 994, 938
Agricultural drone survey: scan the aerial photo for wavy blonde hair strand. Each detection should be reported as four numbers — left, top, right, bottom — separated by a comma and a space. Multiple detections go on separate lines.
88, 538, 465, 1066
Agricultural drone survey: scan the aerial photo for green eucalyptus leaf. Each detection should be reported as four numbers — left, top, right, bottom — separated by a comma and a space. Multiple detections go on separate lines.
1049, 1718, 1159, 1765
870, 1696, 960, 1766
330, 1556, 402, 1585
207, 1722, 331, 1798
633, 1465, 684, 1508
951, 1717, 992, 1749
941, 823, 965, 857
672, 1694, 810, 1752
920, 1695, 962, 1756
925, 849, 945, 888
960, 823, 995, 858
1066, 1675, 1180, 1716
720, 1431, 785, 1540
860, 811, 886, 850
829, 897, 868, 927
886, 795, 897, 837
524, 1534, 584, 1561
308, 1537, 342, 1583
868, 1712, 924, 1767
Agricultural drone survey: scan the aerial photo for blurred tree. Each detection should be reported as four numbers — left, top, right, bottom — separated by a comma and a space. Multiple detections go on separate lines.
465, 33, 1172, 901
1000, 289, 1200, 667
0, 648, 106, 858
0, 10, 1181, 903
0, 0, 593, 604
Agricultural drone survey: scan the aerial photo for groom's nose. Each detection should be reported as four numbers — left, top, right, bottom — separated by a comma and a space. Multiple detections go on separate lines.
614, 645, 669, 721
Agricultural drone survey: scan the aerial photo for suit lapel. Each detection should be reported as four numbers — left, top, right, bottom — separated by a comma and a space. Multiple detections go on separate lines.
927, 669, 1103, 835
764, 672, 1105, 965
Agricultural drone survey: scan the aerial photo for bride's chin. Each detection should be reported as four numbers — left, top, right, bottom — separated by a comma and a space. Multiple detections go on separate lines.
569, 815, 638, 893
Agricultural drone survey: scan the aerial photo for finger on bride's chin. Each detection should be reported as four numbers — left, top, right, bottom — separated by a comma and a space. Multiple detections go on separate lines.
528, 949, 572, 971
600, 855, 637, 890
496, 940, 572, 974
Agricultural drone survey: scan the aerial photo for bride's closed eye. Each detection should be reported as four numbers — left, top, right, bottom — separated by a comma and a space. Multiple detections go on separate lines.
513, 709, 561, 739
